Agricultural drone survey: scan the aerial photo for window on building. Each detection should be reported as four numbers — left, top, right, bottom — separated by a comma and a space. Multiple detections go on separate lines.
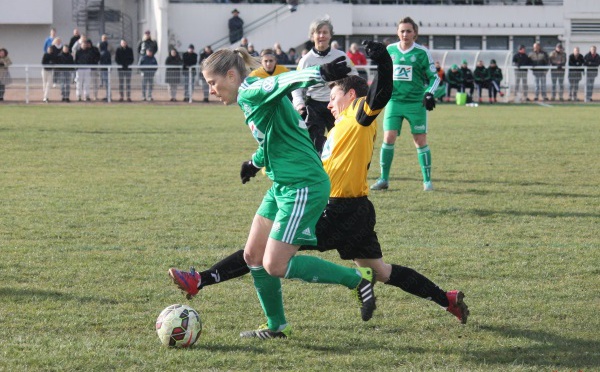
433, 36, 455, 50
418, 35, 430, 49
460, 36, 482, 50
487, 36, 509, 50
540, 36, 560, 51
513, 36, 536, 52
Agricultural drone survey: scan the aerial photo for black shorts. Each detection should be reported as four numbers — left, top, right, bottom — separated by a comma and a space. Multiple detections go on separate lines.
300, 196, 382, 260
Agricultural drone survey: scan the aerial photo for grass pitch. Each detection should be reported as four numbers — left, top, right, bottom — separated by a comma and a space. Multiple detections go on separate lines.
0, 103, 598, 371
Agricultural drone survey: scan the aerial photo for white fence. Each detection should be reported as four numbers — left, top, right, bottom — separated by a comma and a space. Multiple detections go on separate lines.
1, 64, 598, 103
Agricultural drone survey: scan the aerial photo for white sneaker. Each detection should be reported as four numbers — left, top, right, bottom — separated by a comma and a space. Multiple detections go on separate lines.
423, 181, 434, 191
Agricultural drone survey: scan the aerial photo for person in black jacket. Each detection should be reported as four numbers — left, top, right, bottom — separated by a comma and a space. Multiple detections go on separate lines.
445, 64, 462, 102
459, 59, 474, 101
473, 60, 488, 103
512, 45, 531, 102
75, 39, 96, 101
199, 45, 213, 102
182, 44, 198, 102
165, 48, 182, 102
98, 34, 112, 101
56, 45, 74, 102
41, 45, 56, 102
228, 9, 244, 45
115, 39, 134, 102
139, 48, 158, 101
486, 59, 504, 103
137, 31, 158, 62
568, 46, 585, 101
584, 45, 600, 102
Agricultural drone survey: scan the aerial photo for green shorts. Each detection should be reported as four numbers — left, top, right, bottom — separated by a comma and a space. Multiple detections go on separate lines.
383, 100, 428, 135
256, 180, 330, 246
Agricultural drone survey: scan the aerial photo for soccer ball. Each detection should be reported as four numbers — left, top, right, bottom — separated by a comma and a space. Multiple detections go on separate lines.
155, 304, 202, 347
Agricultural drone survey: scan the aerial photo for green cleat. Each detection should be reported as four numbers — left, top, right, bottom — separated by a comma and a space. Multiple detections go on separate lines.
240, 324, 292, 339
353, 267, 377, 321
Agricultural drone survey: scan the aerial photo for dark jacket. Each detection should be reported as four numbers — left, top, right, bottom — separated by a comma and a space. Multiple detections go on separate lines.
139, 55, 158, 77
568, 53, 585, 80
445, 69, 462, 86
473, 66, 487, 85
584, 52, 600, 78
41, 51, 56, 70
75, 48, 97, 66
56, 51, 74, 70
487, 66, 503, 84
165, 53, 183, 84
138, 38, 158, 56
460, 67, 474, 85
512, 52, 531, 70
182, 51, 198, 71
529, 50, 549, 75
228, 16, 244, 44
115, 46, 134, 70
99, 41, 112, 65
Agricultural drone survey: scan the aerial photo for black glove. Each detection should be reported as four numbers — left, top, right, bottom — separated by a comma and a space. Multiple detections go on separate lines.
361, 40, 387, 64
240, 160, 261, 184
422, 92, 436, 111
298, 107, 307, 120
320, 56, 351, 82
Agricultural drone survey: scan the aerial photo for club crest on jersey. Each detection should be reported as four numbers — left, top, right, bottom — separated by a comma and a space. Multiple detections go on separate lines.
261, 77, 275, 92
248, 121, 265, 144
410, 55, 417, 63
393, 65, 413, 81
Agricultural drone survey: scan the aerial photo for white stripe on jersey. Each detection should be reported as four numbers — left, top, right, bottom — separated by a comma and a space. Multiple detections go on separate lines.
282, 187, 308, 244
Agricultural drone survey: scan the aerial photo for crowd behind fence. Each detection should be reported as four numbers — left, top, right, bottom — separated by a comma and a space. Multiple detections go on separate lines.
1, 64, 598, 104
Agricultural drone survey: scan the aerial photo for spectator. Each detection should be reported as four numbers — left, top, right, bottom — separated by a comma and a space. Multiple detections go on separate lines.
115, 39, 134, 102
0, 48, 12, 102
139, 48, 158, 101
98, 34, 112, 101
529, 42, 549, 101
291, 17, 358, 154
287, 48, 298, 64
199, 45, 213, 102
249, 48, 290, 78
273, 42, 290, 65
51, 37, 63, 55
43, 28, 57, 53
72, 34, 87, 61
459, 59, 474, 101
568, 46, 585, 101
56, 45, 74, 102
445, 64, 462, 102
182, 44, 198, 102
548, 43, 566, 101
583, 45, 600, 102
69, 28, 81, 51
433, 61, 446, 102
473, 60, 488, 103
74, 38, 96, 101
228, 9, 244, 45
247, 43, 259, 57
347, 42, 368, 81
239, 37, 249, 50
41, 45, 56, 103
87, 39, 101, 101
331, 40, 340, 50
137, 30, 158, 62
512, 44, 531, 102
486, 59, 504, 103
165, 48, 182, 102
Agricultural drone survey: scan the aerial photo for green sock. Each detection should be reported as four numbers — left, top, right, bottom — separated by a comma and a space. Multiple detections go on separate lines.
417, 145, 431, 183
249, 266, 287, 331
285, 255, 361, 289
379, 142, 395, 181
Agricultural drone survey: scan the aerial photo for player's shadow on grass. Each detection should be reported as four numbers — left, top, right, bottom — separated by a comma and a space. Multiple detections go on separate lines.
468, 324, 600, 369
0, 287, 119, 304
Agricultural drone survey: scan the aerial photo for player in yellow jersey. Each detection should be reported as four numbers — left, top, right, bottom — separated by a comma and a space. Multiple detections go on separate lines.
169, 41, 469, 327
249, 48, 290, 79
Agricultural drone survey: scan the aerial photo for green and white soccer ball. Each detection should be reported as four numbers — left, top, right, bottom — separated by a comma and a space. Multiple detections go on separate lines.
156, 304, 202, 347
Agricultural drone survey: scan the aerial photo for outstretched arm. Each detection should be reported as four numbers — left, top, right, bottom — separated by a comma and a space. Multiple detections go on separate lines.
356, 41, 393, 127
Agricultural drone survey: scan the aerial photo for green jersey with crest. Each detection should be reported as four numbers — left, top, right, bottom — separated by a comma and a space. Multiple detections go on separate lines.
238, 66, 329, 188
387, 42, 440, 103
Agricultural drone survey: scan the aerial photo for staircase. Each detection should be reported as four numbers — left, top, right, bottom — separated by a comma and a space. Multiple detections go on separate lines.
72, 0, 134, 47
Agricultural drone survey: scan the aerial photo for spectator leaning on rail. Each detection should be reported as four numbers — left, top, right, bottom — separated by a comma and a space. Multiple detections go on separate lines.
512, 45, 531, 102
0, 48, 12, 101
182, 44, 198, 102
115, 39, 134, 102
583, 45, 600, 102
529, 42, 549, 101
567, 46, 585, 102
548, 43, 566, 101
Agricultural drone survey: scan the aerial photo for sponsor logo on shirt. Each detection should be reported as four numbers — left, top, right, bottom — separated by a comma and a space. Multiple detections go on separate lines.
261, 77, 275, 92
393, 64, 412, 81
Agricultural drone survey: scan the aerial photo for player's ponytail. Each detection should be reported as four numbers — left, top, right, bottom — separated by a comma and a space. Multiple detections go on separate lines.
202, 48, 259, 79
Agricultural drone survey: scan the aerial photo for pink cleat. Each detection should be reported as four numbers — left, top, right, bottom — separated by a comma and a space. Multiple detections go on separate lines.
446, 290, 469, 324
168, 267, 201, 300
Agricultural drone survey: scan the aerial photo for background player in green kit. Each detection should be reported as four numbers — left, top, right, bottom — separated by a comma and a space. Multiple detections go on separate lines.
170, 48, 376, 339
371, 17, 440, 192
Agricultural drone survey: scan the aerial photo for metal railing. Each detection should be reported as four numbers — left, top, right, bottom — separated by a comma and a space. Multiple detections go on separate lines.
0, 64, 597, 104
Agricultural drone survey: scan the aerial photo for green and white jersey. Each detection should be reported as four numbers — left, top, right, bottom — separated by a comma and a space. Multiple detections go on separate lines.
387, 42, 440, 103
238, 66, 329, 188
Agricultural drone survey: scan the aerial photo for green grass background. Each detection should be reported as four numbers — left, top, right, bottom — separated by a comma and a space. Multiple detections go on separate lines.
1, 104, 598, 371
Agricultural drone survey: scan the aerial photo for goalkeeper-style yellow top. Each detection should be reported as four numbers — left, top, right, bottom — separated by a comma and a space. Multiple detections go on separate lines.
249, 64, 290, 79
